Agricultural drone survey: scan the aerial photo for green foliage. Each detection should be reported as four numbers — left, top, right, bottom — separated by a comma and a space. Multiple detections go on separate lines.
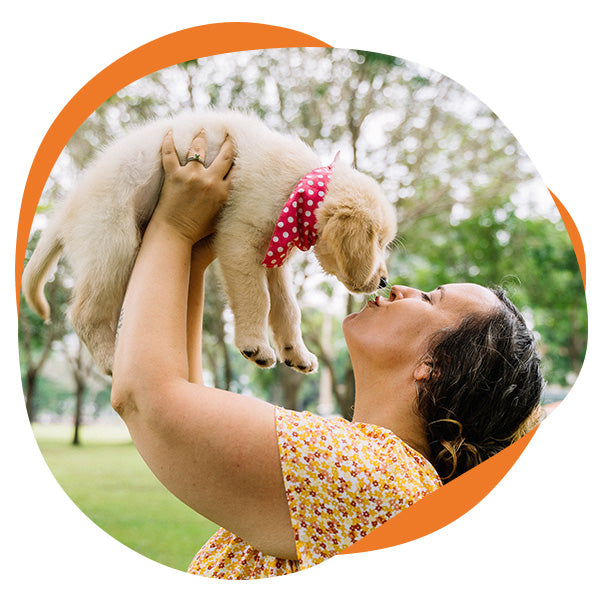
391, 200, 586, 385
21, 374, 72, 415
19, 47, 586, 422
355, 50, 402, 67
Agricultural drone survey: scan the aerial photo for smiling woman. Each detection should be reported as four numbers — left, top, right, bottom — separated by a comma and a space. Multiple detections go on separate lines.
348, 283, 542, 481
345, 283, 501, 379
344, 283, 521, 462
108, 130, 545, 579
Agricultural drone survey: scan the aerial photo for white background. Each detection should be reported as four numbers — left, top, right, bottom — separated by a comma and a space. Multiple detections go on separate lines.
2, 2, 598, 598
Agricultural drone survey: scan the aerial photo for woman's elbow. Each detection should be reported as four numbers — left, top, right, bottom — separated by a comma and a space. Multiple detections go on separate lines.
110, 362, 157, 419
110, 365, 143, 419
110, 369, 185, 425
110, 380, 136, 419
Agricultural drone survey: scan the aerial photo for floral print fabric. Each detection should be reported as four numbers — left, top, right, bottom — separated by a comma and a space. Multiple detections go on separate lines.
188, 407, 441, 579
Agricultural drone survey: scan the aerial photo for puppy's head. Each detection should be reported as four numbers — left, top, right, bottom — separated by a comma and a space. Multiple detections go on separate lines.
314, 163, 397, 294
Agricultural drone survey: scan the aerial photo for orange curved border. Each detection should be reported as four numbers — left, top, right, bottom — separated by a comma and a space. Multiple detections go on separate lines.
549, 189, 586, 289
343, 426, 537, 553
14, 23, 586, 557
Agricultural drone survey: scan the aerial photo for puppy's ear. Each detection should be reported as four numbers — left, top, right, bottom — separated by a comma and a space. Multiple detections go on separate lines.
320, 206, 376, 285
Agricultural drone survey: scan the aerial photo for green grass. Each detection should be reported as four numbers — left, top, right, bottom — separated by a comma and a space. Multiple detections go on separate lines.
33, 423, 219, 572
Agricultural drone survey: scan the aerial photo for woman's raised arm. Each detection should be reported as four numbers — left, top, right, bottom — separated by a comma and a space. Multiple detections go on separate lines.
110, 130, 296, 560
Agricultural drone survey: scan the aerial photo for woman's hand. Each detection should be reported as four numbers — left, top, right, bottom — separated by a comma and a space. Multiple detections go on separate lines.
152, 129, 235, 245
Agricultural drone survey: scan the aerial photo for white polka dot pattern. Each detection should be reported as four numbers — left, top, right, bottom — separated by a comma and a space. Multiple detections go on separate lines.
262, 153, 339, 268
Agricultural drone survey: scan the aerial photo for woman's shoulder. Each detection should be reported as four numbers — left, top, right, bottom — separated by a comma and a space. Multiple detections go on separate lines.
275, 407, 377, 452
274, 407, 441, 568
275, 407, 440, 483
275, 406, 350, 436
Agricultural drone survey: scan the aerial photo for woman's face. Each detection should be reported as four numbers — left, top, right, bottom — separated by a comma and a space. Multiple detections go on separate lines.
343, 283, 501, 371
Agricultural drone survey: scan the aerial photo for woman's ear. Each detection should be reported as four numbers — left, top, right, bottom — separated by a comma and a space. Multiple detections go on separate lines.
414, 361, 432, 382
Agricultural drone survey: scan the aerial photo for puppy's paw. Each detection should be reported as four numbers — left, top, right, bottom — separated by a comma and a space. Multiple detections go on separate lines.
281, 344, 319, 374
240, 343, 277, 369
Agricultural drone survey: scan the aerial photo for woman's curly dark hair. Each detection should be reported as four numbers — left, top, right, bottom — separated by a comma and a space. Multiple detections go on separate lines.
415, 287, 544, 482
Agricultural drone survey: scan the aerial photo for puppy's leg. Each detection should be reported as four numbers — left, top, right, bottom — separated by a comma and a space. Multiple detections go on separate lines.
267, 264, 318, 374
70, 274, 124, 376
218, 258, 277, 369
67, 219, 140, 376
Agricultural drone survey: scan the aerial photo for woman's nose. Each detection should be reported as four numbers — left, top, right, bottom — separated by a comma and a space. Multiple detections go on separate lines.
389, 285, 420, 301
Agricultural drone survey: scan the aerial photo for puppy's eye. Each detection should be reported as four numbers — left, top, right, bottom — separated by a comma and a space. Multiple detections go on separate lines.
421, 292, 432, 303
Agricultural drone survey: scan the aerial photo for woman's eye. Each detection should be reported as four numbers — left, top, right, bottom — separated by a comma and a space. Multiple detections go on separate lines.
421, 292, 432, 303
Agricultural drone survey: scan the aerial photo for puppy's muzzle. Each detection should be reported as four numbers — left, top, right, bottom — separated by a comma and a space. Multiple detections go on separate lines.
378, 277, 388, 289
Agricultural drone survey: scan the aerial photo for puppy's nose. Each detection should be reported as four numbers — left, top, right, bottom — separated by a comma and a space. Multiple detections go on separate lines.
378, 277, 388, 289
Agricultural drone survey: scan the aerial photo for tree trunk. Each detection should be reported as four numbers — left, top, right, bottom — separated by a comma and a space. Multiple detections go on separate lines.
64, 342, 92, 447
20, 313, 57, 423
25, 368, 38, 422
316, 313, 334, 416
280, 367, 304, 411
72, 374, 85, 446
339, 361, 356, 421
218, 323, 232, 392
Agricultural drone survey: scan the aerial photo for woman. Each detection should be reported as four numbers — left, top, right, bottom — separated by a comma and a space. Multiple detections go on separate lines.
110, 130, 544, 579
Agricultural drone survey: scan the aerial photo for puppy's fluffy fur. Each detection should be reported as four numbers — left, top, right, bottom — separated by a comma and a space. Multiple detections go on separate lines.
22, 110, 396, 375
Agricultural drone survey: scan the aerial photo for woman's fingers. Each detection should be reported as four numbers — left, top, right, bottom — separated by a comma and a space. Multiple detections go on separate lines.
161, 130, 181, 173
209, 134, 236, 180
161, 129, 235, 180
186, 129, 208, 167
155, 128, 234, 244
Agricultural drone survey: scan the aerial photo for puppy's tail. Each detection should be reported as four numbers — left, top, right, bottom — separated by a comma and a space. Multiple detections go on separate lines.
21, 217, 64, 322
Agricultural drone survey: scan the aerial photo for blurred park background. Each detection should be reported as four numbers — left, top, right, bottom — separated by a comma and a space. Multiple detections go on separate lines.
19, 48, 586, 571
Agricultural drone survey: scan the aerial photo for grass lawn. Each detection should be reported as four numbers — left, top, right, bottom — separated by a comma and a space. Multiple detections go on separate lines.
32, 422, 219, 572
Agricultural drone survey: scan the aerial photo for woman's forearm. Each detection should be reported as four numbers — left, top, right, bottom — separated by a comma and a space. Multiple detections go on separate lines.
112, 220, 193, 410
187, 251, 211, 384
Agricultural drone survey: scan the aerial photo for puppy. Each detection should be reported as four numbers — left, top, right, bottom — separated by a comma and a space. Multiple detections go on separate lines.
22, 110, 396, 376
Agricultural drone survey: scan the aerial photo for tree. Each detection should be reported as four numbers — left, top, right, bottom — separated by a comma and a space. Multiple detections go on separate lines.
201, 265, 233, 391
59, 335, 97, 445
397, 199, 586, 385
19, 232, 70, 422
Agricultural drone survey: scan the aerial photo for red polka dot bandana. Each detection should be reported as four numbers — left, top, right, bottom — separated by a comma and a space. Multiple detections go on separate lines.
262, 153, 339, 268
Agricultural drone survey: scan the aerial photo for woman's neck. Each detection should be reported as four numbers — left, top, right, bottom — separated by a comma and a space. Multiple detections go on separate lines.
351, 367, 431, 461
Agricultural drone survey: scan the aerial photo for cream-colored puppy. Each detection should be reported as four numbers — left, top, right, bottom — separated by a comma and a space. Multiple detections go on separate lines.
22, 110, 396, 375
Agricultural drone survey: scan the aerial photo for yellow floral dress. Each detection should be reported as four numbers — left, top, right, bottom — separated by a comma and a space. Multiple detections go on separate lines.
188, 407, 442, 579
